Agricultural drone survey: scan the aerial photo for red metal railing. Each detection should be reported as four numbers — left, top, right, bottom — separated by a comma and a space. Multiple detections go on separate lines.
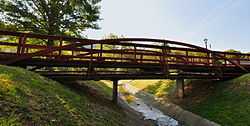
0, 30, 250, 79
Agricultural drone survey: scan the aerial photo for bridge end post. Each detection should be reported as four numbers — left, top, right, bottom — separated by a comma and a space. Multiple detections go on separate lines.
112, 80, 118, 104
176, 78, 184, 98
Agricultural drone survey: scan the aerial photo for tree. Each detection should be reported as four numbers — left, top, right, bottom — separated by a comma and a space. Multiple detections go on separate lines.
0, 22, 17, 31
102, 33, 124, 50
0, 22, 18, 43
224, 49, 241, 53
224, 49, 241, 59
0, 0, 101, 45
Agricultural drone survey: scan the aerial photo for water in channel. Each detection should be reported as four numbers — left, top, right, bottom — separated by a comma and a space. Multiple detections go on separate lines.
120, 83, 181, 126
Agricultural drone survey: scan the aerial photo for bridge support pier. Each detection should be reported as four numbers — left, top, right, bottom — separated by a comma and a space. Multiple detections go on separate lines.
112, 80, 118, 104
176, 78, 184, 98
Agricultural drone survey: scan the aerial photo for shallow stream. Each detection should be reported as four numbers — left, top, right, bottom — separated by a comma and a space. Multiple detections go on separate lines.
120, 83, 180, 126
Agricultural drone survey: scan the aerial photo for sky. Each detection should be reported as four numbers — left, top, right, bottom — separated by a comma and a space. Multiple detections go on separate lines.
85, 0, 250, 52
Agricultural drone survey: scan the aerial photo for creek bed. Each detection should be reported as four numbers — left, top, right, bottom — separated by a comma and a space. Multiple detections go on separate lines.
120, 84, 181, 126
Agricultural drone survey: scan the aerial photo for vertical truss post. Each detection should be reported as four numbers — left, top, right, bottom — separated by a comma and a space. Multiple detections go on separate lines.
212, 52, 216, 66
140, 54, 143, 63
237, 54, 240, 65
88, 43, 94, 75
17, 36, 22, 55
207, 51, 210, 66
17, 35, 26, 55
120, 46, 123, 62
134, 45, 137, 63
58, 37, 63, 57
25, 48, 29, 53
210, 52, 215, 76
212, 52, 223, 78
20, 35, 27, 55
162, 42, 169, 76
165, 43, 169, 75
185, 49, 188, 64
90, 43, 93, 62
100, 43, 103, 60
224, 53, 227, 66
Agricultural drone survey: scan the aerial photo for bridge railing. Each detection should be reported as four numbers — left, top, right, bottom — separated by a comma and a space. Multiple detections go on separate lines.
1, 30, 250, 74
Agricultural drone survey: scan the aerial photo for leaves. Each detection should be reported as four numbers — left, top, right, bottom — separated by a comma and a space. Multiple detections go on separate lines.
0, 0, 101, 40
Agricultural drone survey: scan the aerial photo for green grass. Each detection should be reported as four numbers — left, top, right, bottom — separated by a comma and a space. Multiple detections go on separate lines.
142, 80, 175, 98
137, 76, 250, 126
185, 75, 250, 126
78, 80, 113, 98
98, 80, 174, 103
0, 65, 139, 126
120, 80, 163, 90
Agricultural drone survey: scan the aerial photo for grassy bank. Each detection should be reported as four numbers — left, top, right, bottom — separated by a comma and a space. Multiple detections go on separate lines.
142, 80, 175, 98
0, 65, 140, 126
138, 76, 250, 126
177, 76, 250, 126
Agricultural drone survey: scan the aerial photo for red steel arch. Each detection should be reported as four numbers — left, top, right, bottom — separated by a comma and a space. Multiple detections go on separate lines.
0, 30, 250, 80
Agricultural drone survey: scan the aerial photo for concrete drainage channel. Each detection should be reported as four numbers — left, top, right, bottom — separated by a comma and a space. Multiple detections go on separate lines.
155, 101, 220, 126
120, 83, 220, 126
119, 94, 180, 126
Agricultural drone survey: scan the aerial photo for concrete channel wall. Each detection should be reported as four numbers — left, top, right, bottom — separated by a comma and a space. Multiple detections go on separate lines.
118, 98, 156, 126
158, 101, 220, 126
136, 92, 221, 126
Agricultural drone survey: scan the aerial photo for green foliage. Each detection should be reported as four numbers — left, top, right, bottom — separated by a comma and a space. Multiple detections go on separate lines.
224, 49, 241, 53
0, 65, 137, 126
0, 22, 17, 31
0, 22, 17, 46
230, 73, 250, 83
143, 80, 175, 97
224, 49, 241, 59
0, 115, 22, 126
101, 33, 125, 50
188, 51, 207, 57
0, 0, 101, 40
103, 33, 124, 39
